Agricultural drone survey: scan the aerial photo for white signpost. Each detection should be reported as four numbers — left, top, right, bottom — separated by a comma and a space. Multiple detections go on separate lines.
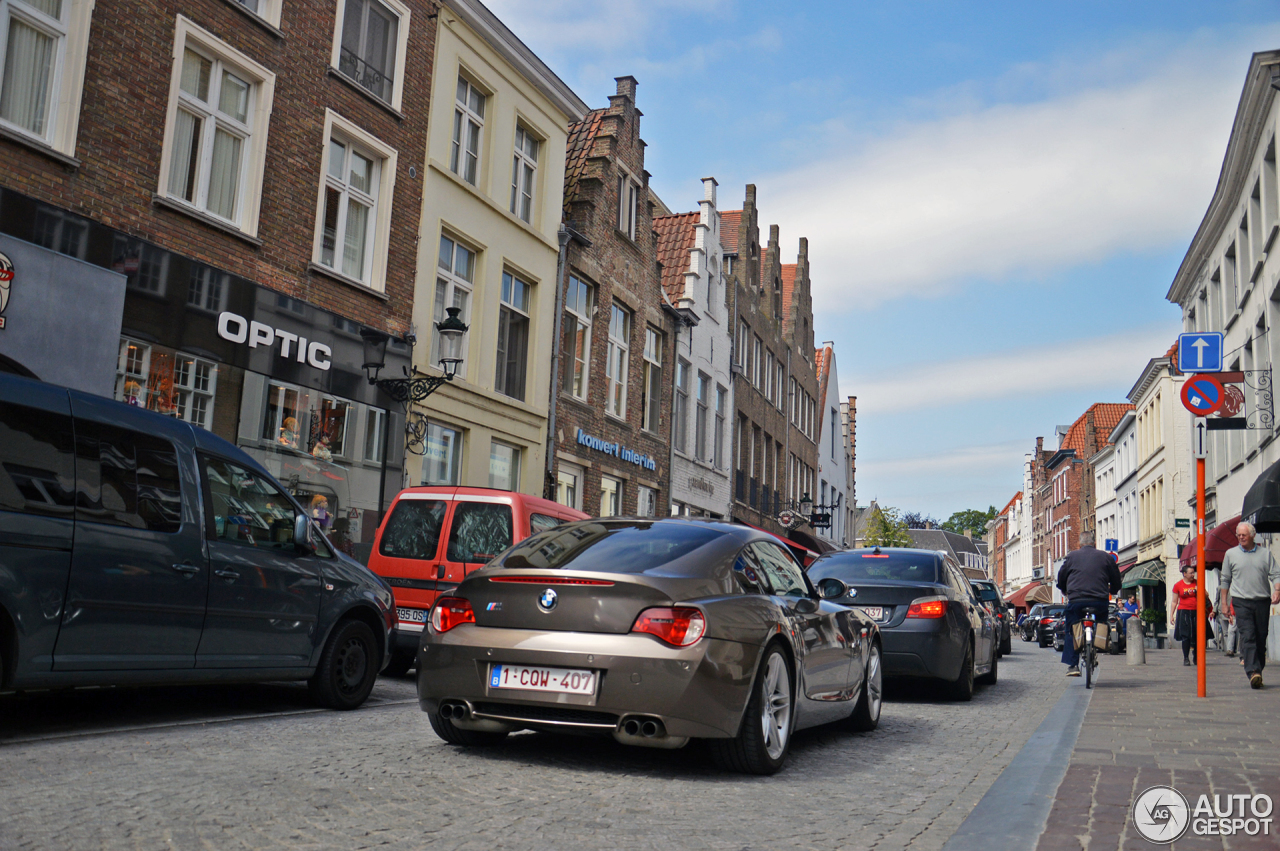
1193, 417, 1207, 459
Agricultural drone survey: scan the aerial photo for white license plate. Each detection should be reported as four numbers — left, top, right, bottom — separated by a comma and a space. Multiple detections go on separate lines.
489, 664, 597, 695
397, 607, 426, 623
857, 606, 885, 621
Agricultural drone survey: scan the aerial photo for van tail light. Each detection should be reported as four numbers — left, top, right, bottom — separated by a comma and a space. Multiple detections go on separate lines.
431, 597, 476, 633
631, 607, 706, 646
905, 597, 948, 619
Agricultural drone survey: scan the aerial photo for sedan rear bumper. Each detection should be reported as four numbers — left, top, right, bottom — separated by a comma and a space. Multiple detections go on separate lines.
879, 621, 964, 680
417, 625, 761, 740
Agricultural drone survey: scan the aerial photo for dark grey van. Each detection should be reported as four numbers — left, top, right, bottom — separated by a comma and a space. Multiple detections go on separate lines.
0, 373, 393, 709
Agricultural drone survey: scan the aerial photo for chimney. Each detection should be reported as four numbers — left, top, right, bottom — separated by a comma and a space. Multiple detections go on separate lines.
925, 521, 933, 530
964, 530, 972, 539
614, 75, 638, 102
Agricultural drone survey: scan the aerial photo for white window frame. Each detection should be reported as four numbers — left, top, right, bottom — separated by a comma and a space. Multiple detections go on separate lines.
714, 385, 727, 469
641, 326, 662, 434
600, 474, 622, 517
557, 461, 585, 511
451, 74, 486, 186
227, 0, 281, 28
158, 16, 275, 238
563, 275, 593, 400
605, 303, 630, 419
673, 358, 689, 453
637, 485, 657, 518
510, 123, 539, 223
616, 167, 640, 239
696, 372, 710, 461
0, 0, 92, 156
311, 109, 397, 291
494, 270, 532, 401
329, 0, 410, 111
488, 440, 521, 492
432, 231, 477, 372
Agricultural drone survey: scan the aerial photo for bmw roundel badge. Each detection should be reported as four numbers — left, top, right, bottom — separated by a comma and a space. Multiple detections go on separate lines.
848, 587, 858, 598
538, 588, 558, 611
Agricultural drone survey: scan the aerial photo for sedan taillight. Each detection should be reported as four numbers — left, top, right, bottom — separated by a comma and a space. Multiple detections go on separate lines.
1041, 618, 1053, 625
631, 607, 706, 646
430, 596, 476, 633
905, 596, 948, 618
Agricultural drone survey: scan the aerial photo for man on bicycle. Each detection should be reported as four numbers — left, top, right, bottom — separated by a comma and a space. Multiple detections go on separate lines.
1056, 531, 1123, 677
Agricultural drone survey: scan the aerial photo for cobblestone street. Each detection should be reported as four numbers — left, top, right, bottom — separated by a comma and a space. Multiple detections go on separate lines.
0, 647, 1069, 851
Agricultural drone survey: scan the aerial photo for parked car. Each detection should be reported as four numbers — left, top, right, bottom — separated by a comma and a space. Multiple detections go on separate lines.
1036, 605, 1066, 648
806, 547, 998, 700
417, 518, 882, 775
970, 579, 1013, 656
1019, 605, 1046, 642
0, 373, 393, 709
1106, 603, 1127, 654
367, 486, 587, 676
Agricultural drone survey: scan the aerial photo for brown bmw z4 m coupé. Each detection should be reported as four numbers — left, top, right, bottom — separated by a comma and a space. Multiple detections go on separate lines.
417, 518, 882, 774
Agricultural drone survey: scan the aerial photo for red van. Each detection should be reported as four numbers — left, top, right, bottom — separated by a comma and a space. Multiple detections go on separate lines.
367, 486, 587, 675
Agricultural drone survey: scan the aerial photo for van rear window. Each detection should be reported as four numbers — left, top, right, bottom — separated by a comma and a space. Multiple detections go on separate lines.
447, 502, 513, 564
379, 499, 447, 560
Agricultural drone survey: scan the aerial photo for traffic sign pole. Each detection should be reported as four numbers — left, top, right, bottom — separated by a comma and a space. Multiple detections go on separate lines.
1197, 455, 1207, 699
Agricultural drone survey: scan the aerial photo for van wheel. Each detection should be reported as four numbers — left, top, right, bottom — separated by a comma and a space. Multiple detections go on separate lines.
310, 620, 379, 710
383, 648, 415, 678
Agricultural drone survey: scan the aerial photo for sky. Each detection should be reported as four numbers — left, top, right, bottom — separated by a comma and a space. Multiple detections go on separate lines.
484, 0, 1280, 520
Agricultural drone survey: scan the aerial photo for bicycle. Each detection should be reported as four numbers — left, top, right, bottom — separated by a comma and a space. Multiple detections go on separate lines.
1079, 606, 1101, 689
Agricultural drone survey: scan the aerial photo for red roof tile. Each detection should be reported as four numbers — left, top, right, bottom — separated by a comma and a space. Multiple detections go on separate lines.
1061, 403, 1134, 456
780, 263, 797, 321
563, 108, 605, 216
720, 210, 741, 254
999, 492, 1022, 516
815, 345, 833, 440
654, 211, 699, 304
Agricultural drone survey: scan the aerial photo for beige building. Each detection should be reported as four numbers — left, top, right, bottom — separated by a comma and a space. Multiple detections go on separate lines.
408, 0, 587, 493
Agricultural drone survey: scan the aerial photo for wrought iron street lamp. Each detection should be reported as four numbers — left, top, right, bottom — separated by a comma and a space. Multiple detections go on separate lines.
799, 493, 813, 518
360, 306, 467, 404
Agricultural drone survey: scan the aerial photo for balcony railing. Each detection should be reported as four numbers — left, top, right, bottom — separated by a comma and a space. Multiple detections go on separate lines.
339, 47, 393, 103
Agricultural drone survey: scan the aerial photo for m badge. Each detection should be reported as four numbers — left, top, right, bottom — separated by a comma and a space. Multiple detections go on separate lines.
0, 250, 12, 330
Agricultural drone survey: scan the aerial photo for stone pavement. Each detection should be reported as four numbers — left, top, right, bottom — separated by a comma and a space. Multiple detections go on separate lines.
1035, 648, 1280, 851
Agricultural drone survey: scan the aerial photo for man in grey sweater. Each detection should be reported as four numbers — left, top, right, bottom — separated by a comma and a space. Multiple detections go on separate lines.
1219, 521, 1280, 689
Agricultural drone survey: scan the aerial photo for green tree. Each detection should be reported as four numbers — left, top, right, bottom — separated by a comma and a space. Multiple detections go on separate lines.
942, 506, 998, 536
863, 506, 914, 548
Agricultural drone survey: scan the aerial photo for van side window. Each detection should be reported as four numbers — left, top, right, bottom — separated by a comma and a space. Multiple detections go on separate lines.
0, 403, 76, 518
378, 499, 447, 560
529, 513, 561, 534
73, 420, 183, 532
447, 502, 513, 563
204, 457, 298, 549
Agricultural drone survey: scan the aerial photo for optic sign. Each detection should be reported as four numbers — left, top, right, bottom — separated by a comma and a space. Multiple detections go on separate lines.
217, 311, 332, 370
1177, 332, 1224, 373
1180, 374, 1225, 416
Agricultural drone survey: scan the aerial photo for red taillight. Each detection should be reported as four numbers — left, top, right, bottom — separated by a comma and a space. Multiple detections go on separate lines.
631, 607, 706, 646
430, 596, 476, 633
1041, 618, 1053, 625
905, 597, 948, 618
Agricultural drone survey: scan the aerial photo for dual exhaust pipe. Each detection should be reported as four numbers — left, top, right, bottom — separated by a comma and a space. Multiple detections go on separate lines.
621, 717, 663, 738
439, 701, 471, 720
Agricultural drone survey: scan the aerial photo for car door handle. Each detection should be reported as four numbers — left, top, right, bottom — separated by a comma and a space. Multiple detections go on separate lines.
215, 568, 240, 581
172, 563, 200, 577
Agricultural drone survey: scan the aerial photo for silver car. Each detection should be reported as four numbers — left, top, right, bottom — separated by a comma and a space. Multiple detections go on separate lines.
416, 519, 882, 774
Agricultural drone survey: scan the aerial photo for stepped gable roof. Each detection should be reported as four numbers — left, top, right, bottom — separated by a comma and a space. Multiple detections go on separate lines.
1061, 403, 1134, 457
781, 263, 797, 310
999, 491, 1022, 516
720, 210, 741, 254
563, 108, 605, 216
654, 211, 699, 303
815, 344, 833, 439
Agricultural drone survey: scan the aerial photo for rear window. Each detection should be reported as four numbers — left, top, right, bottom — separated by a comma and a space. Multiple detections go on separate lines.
498, 521, 722, 574
447, 502, 513, 563
378, 499, 447, 560
808, 552, 940, 584
974, 585, 1001, 602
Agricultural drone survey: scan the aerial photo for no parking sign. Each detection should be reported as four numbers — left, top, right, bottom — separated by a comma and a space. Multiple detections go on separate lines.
1181, 374, 1225, 416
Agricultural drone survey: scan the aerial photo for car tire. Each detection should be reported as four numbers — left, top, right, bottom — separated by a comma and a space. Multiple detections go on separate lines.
1000, 634, 1012, 656
945, 641, 974, 701
383, 648, 415, 678
1038, 635, 1048, 648
847, 642, 882, 732
428, 709, 509, 746
977, 648, 998, 685
308, 619, 380, 711
710, 643, 794, 775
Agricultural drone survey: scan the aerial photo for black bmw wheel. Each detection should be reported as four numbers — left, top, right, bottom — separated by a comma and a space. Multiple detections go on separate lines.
309, 620, 380, 710
945, 641, 974, 701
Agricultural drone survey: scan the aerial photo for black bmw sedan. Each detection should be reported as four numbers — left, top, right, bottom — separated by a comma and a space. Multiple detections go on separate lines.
807, 547, 998, 700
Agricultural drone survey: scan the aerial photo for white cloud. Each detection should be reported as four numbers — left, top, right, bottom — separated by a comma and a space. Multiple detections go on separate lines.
842, 324, 1178, 415
859, 440, 1028, 480
760, 29, 1280, 311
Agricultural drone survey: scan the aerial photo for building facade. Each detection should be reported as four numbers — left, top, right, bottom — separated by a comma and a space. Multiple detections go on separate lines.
1111, 410, 1140, 574
410, 0, 585, 496
815, 344, 851, 547
552, 77, 675, 518
655, 178, 733, 519
0, 0, 434, 558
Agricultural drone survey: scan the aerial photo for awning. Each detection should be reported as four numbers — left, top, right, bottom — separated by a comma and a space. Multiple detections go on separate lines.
1007, 580, 1052, 608
1179, 514, 1241, 569
1122, 558, 1165, 588
1243, 457, 1280, 533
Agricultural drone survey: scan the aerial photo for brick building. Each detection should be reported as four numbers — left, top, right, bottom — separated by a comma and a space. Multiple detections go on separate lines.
551, 77, 676, 517
723, 186, 819, 535
0, 0, 434, 555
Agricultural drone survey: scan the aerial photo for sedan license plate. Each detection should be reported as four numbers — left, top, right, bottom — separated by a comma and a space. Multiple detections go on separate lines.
857, 606, 884, 621
396, 607, 426, 623
489, 664, 597, 695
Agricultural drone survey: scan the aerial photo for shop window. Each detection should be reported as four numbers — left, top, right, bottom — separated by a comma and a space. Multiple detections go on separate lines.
423, 423, 462, 485
494, 271, 530, 401
510, 124, 539, 222
261, 381, 351, 460
557, 462, 583, 510
160, 18, 275, 236
314, 110, 397, 290
377, 498, 446, 560
447, 501, 513, 563
451, 74, 485, 185
600, 475, 621, 517
433, 234, 475, 368
363, 407, 386, 463
489, 440, 520, 491
115, 338, 218, 430
203, 456, 298, 548
562, 276, 593, 399
0, 400, 76, 518
74, 420, 183, 533
334, 0, 407, 107
0, 0, 94, 157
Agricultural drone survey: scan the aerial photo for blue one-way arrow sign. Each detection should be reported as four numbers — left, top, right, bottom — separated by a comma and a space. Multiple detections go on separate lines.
1178, 332, 1224, 373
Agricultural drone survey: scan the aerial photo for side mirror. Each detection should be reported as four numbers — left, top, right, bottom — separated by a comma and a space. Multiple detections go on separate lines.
294, 513, 315, 555
816, 577, 848, 600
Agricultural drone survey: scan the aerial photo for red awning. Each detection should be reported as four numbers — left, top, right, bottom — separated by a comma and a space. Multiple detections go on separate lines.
1008, 580, 1050, 608
1179, 514, 1240, 569
1118, 559, 1137, 573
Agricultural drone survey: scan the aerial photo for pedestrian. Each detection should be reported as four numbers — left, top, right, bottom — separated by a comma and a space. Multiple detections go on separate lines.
1218, 521, 1280, 689
1171, 565, 1213, 666
1056, 531, 1123, 677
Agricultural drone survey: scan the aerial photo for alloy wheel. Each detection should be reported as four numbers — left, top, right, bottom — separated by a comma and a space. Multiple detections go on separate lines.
760, 653, 791, 760
866, 647, 883, 721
